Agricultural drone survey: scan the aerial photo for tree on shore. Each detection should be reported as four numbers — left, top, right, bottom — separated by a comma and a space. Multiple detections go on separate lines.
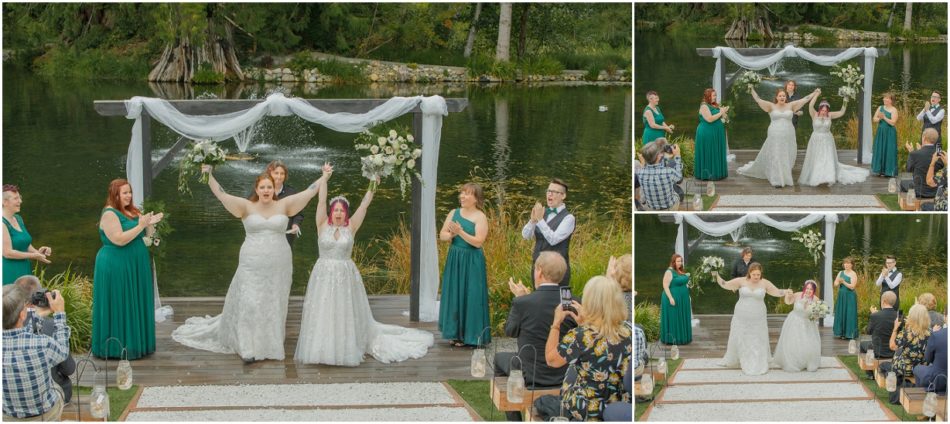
903, 3, 913, 32
463, 3, 482, 58
148, 4, 244, 82
724, 3, 773, 41
495, 3, 512, 62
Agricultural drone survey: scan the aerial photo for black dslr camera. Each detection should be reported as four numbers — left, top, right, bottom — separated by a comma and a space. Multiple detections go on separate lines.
663, 144, 674, 154
30, 290, 54, 308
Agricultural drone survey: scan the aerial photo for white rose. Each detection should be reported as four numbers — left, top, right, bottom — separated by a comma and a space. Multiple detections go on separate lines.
370, 145, 379, 154
384, 155, 396, 164
154, 238, 161, 246
373, 156, 384, 166
397, 154, 406, 161
378, 137, 387, 145
397, 136, 405, 142
407, 134, 414, 142
389, 130, 398, 138
385, 146, 394, 155
407, 159, 416, 169
193, 154, 205, 163
412, 149, 422, 158
142, 236, 153, 246
401, 144, 408, 151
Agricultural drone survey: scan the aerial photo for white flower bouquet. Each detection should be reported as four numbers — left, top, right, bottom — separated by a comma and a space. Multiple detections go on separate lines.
178, 140, 228, 194
806, 300, 831, 321
354, 128, 422, 198
688, 255, 725, 293
830, 64, 864, 102
792, 230, 825, 265
736, 70, 763, 93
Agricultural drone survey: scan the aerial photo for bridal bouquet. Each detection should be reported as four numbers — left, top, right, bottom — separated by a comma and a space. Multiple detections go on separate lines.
830, 64, 864, 102
688, 255, 725, 293
736, 70, 762, 94
178, 140, 228, 195
140, 199, 173, 259
792, 230, 825, 266
354, 128, 422, 198
806, 300, 831, 321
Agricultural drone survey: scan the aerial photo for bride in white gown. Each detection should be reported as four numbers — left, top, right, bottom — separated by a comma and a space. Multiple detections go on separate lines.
772, 280, 822, 372
295, 172, 433, 366
172, 164, 327, 362
714, 263, 791, 375
798, 93, 870, 186
737, 86, 819, 187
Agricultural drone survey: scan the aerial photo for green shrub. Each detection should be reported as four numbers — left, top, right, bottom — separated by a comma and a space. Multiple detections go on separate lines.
635, 301, 661, 342
407, 62, 419, 70
584, 64, 603, 81
33, 265, 94, 353
286, 52, 367, 83
519, 56, 564, 76
191, 62, 225, 85
465, 54, 494, 78
33, 46, 152, 80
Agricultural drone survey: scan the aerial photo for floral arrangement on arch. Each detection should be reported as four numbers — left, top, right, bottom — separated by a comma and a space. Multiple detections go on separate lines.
178, 140, 228, 195
792, 229, 825, 266
830, 64, 864, 102
354, 127, 422, 198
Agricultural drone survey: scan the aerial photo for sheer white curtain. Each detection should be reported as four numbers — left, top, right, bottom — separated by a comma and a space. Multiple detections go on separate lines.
123, 93, 447, 321
711, 46, 878, 162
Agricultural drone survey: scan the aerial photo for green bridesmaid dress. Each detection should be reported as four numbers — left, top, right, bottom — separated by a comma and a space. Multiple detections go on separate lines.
642, 106, 666, 144
92, 208, 155, 359
694, 104, 728, 181
833, 271, 859, 339
660, 267, 692, 344
3, 214, 33, 285
871, 107, 898, 177
439, 209, 490, 346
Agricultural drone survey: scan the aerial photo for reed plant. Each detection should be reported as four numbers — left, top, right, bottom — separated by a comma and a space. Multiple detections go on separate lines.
32, 265, 94, 353
633, 301, 661, 343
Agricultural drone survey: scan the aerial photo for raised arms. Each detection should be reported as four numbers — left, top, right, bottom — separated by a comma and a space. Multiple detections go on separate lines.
808, 91, 819, 119
202, 165, 248, 218
348, 178, 377, 235
828, 98, 849, 120
282, 163, 332, 218
788, 89, 818, 112
314, 172, 330, 232
714, 272, 742, 292
750, 87, 773, 112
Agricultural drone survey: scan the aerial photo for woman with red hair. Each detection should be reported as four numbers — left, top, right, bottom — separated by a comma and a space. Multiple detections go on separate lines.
694, 88, 730, 181
660, 254, 692, 345
92, 179, 163, 359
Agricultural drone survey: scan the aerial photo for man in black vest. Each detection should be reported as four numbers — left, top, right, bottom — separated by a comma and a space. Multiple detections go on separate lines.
495, 252, 576, 421
875, 255, 903, 313
902, 129, 943, 198
522, 179, 575, 286
917, 91, 945, 149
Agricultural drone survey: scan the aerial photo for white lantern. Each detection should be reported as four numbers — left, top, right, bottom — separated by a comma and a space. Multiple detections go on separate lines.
90, 373, 110, 419
470, 348, 486, 378
116, 349, 134, 391
657, 357, 668, 380
923, 391, 938, 418
888, 178, 898, 193
641, 373, 655, 393
885, 371, 897, 392
848, 339, 857, 355
906, 188, 917, 206
706, 181, 716, 197
865, 349, 875, 365
692, 194, 702, 211
507, 362, 525, 404
671, 345, 680, 361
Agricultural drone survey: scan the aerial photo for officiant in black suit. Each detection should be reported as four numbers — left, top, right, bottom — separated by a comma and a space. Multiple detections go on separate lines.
495, 252, 577, 421
731, 247, 756, 279
785, 80, 803, 128
255, 160, 305, 247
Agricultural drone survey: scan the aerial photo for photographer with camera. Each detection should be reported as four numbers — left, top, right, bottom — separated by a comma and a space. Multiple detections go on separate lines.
2, 284, 71, 421
14, 275, 76, 403
925, 146, 947, 211
637, 138, 683, 210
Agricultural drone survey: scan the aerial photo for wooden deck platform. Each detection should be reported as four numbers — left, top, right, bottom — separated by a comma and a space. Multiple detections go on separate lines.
686, 149, 897, 196
75, 296, 482, 387
647, 314, 855, 359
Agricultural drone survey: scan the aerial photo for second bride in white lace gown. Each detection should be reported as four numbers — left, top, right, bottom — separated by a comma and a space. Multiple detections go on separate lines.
295, 173, 433, 366
714, 263, 791, 375
772, 280, 822, 372
172, 165, 327, 362
798, 94, 870, 186
737, 87, 818, 187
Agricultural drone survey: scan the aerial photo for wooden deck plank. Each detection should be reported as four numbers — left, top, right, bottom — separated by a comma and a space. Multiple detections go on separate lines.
75, 296, 482, 387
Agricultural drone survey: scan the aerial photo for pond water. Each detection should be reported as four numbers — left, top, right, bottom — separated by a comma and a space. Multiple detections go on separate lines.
634, 214, 947, 314
634, 32, 948, 148
2, 68, 632, 296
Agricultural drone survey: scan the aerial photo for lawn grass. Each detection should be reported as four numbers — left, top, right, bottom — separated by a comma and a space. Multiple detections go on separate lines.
634, 358, 683, 420
875, 194, 903, 211
838, 355, 926, 421
447, 379, 507, 422
74, 385, 138, 420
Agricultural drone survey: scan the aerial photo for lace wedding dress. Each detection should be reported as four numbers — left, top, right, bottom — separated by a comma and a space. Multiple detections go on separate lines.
721, 286, 772, 375
737, 109, 798, 187
295, 225, 433, 366
772, 297, 822, 372
798, 117, 870, 186
172, 214, 293, 360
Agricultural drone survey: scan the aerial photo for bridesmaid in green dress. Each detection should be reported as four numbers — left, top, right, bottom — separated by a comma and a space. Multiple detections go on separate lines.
695, 88, 730, 181
438, 183, 490, 347
642, 90, 673, 144
833, 257, 859, 340
92, 179, 163, 359
871, 93, 899, 177
2, 185, 51, 285
660, 254, 692, 344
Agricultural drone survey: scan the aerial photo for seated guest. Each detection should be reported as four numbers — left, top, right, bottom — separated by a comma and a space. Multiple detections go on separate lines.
924, 149, 947, 211
495, 252, 576, 421
603, 367, 632, 421
862, 291, 899, 377
14, 275, 76, 403
918, 293, 946, 328
731, 247, 756, 279
914, 320, 947, 395
902, 128, 943, 198
880, 304, 932, 404
607, 254, 632, 314
537, 276, 632, 421
637, 138, 683, 211
2, 285, 71, 421
634, 324, 647, 382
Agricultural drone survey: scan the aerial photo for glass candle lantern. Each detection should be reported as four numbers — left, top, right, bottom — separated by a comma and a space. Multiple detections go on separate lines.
470, 348, 486, 378
641, 373, 654, 393
865, 349, 875, 364
888, 178, 898, 193
923, 391, 938, 418
692, 194, 702, 211
671, 345, 680, 361
706, 181, 716, 197
848, 339, 857, 355
507, 367, 525, 403
90, 375, 110, 419
885, 371, 897, 392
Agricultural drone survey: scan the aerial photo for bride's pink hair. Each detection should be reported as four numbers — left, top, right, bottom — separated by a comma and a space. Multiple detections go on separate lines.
817, 100, 831, 117
802, 280, 818, 300
328, 198, 350, 226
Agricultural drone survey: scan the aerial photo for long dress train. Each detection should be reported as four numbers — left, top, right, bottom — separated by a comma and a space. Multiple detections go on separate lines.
737, 109, 797, 187
721, 286, 771, 375
799, 117, 870, 186
772, 297, 822, 372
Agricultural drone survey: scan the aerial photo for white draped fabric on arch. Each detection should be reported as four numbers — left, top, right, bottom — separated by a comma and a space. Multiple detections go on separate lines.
122, 93, 448, 322
673, 213, 840, 325
710, 46, 878, 163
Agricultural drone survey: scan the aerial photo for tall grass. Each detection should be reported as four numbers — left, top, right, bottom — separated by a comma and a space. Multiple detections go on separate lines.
33, 265, 94, 353
634, 301, 660, 342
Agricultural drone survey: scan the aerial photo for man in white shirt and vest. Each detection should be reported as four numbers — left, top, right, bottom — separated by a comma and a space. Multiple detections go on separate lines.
522, 179, 575, 286
876, 255, 903, 313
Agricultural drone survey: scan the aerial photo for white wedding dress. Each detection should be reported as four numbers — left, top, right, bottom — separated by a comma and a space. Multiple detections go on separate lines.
798, 116, 870, 186
721, 286, 771, 375
772, 297, 822, 372
172, 214, 293, 360
295, 225, 433, 366
737, 109, 798, 187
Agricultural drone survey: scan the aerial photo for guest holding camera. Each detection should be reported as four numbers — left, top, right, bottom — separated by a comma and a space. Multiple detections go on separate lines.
695, 88, 729, 181
880, 304, 932, 404
2, 285, 70, 421
2, 185, 52, 285
638, 138, 683, 210
13, 276, 76, 403
925, 149, 947, 211
539, 276, 632, 421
